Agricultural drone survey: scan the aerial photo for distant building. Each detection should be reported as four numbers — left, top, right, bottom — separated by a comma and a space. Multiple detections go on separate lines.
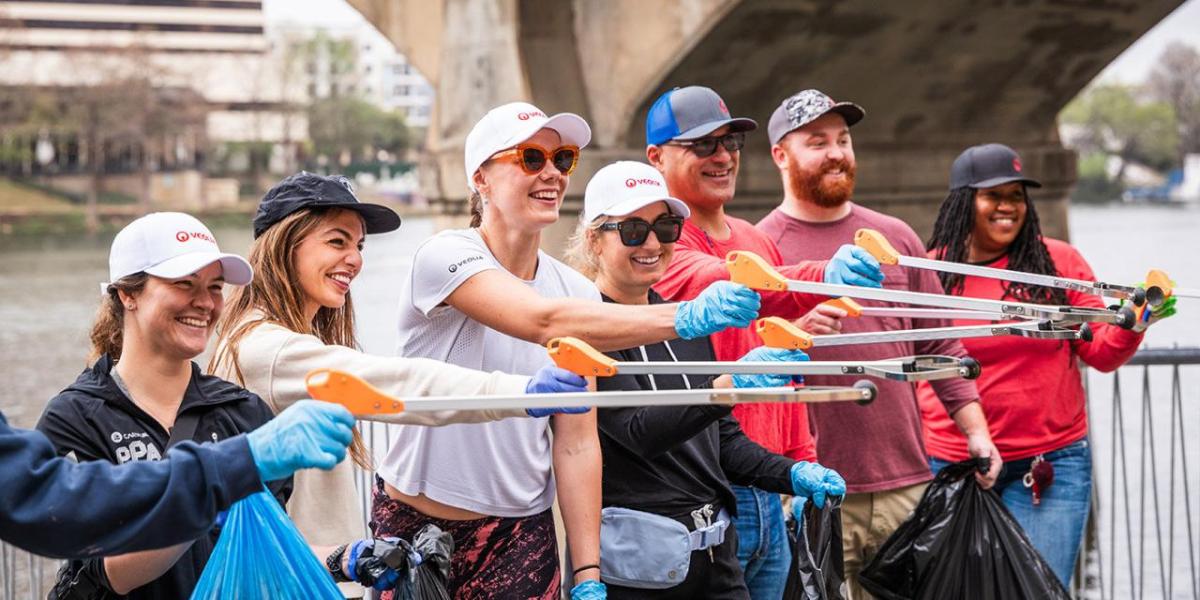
269, 20, 433, 128
0, 0, 303, 146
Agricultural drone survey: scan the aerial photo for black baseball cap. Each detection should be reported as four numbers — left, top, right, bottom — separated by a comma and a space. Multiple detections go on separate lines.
950, 144, 1042, 190
253, 172, 401, 238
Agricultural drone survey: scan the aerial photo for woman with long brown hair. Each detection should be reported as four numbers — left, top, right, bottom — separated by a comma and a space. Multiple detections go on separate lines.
210, 172, 586, 598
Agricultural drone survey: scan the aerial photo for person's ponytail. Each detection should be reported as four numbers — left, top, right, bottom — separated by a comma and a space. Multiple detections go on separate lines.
88, 274, 149, 362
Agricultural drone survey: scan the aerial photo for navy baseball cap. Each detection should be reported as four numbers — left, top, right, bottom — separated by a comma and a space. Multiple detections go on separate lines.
950, 144, 1042, 190
645, 86, 757, 146
253, 172, 402, 238
768, 89, 865, 145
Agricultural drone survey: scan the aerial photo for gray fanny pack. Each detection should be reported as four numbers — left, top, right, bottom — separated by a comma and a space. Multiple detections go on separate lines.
599, 504, 730, 589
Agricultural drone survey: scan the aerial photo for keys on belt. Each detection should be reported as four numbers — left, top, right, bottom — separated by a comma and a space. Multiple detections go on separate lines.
1023, 454, 1055, 505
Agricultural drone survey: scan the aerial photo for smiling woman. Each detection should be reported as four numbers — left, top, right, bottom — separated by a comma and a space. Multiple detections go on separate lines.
33, 212, 289, 600
209, 171, 582, 599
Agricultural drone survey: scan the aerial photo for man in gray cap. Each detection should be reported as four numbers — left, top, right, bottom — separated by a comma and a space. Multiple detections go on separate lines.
756, 89, 1002, 599
647, 85, 884, 599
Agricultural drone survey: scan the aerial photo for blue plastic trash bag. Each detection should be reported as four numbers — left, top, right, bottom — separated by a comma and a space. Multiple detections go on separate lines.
191, 489, 342, 599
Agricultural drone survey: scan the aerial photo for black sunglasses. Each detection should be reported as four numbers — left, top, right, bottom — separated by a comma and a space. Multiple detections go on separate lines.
667, 132, 746, 158
599, 215, 685, 247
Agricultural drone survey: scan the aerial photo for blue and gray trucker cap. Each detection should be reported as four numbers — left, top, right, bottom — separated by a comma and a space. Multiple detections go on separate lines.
645, 86, 757, 146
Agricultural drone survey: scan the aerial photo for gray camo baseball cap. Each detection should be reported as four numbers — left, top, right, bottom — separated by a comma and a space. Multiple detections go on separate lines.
768, 89, 865, 145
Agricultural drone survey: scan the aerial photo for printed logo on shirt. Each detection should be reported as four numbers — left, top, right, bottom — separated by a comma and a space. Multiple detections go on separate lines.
111, 431, 149, 443
114, 439, 163, 464
448, 254, 485, 273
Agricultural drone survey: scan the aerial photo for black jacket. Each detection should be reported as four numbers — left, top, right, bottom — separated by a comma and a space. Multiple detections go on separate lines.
36, 354, 289, 600
597, 291, 795, 519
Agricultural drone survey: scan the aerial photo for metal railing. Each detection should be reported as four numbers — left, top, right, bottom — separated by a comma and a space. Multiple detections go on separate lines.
4, 348, 1199, 600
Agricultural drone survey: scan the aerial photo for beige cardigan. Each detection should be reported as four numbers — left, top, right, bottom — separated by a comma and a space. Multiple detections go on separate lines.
211, 311, 529, 594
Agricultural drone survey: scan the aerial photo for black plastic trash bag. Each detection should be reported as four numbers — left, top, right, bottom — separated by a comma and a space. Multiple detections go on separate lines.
391, 524, 454, 600
191, 489, 342, 599
784, 496, 846, 600
858, 458, 1070, 600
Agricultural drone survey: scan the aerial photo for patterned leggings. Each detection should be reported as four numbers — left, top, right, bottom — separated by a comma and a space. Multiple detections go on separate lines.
370, 477, 561, 599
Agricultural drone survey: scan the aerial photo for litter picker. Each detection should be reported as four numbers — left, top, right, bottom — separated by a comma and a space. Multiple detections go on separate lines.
304, 369, 879, 421
545, 336, 979, 382
854, 228, 1159, 306
754, 314, 1090, 354
726, 250, 1136, 328
1145, 269, 1200, 301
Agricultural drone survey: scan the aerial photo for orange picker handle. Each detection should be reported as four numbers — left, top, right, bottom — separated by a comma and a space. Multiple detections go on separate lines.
305, 369, 405, 415
755, 317, 814, 350
1144, 269, 1174, 305
547, 336, 619, 377
821, 297, 863, 317
726, 251, 789, 291
854, 229, 901, 265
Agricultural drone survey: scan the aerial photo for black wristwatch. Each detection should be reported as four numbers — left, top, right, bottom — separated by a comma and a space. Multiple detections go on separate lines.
326, 544, 352, 583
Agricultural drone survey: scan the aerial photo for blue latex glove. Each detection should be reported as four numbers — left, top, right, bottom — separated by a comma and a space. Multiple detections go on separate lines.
347, 538, 405, 590
525, 366, 591, 418
731, 346, 809, 388
571, 579, 607, 600
246, 400, 355, 483
825, 245, 884, 288
675, 281, 762, 339
790, 461, 846, 509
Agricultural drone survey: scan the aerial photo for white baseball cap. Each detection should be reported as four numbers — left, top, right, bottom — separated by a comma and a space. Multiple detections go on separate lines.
104, 212, 253, 292
464, 101, 592, 191
582, 161, 691, 223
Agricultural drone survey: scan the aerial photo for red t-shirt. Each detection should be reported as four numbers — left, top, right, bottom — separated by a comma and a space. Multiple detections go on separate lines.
917, 238, 1142, 462
653, 215, 825, 461
757, 205, 980, 493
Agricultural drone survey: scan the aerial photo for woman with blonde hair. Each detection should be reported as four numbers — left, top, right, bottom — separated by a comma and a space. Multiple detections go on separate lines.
372, 103, 763, 600
210, 172, 586, 598
565, 161, 845, 599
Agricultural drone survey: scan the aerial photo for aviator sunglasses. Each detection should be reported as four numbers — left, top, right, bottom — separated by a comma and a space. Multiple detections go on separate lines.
489, 144, 580, 176
599, 215, 685, 247
667, 132, 746, 158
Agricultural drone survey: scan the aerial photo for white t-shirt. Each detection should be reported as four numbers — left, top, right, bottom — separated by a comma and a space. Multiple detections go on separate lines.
378, 228, 600, 517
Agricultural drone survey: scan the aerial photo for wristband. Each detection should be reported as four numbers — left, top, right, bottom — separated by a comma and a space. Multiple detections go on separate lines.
572, 563, 600, 576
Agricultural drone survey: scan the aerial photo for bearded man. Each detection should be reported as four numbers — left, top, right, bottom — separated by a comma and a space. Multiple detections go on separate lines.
756, 89, 1000, 600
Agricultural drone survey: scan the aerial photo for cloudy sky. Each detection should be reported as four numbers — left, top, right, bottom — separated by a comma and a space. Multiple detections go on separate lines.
263, 0, 1200, 85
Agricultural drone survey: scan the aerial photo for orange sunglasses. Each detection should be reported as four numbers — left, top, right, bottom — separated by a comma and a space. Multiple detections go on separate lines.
489, 144, 580, 176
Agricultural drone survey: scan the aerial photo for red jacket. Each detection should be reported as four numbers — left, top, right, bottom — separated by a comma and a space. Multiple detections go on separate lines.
918, 238, 1143, 462
654, 216, 826, 461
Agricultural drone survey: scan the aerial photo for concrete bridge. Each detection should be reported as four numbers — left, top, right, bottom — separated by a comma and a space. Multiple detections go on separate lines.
348, 0, 1182, 240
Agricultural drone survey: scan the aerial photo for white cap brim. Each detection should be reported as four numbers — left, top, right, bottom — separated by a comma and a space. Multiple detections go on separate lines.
143, 252, 254, 286
590, 195, 691, 222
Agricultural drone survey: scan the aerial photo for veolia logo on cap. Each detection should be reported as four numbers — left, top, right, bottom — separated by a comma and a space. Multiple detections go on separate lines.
176, 230, 216, 244
718, 99, 729, 115
1013, 158, 1022, 172
517, 111, 547, 121
625, 178, 662, 188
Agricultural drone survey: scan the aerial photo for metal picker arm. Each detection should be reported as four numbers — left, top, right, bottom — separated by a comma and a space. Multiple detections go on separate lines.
854, 228, 1150, 305
304, 369, 880, 419
545, 336, 975, 382
726, 250, 1135, 327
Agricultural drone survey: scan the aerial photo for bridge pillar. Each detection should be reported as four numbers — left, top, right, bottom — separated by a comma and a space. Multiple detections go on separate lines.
349, 0, 1181, 242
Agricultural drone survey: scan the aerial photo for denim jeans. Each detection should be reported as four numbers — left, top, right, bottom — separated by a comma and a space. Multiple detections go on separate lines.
929, 438, 1092, 588
732, 485, 791, 600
